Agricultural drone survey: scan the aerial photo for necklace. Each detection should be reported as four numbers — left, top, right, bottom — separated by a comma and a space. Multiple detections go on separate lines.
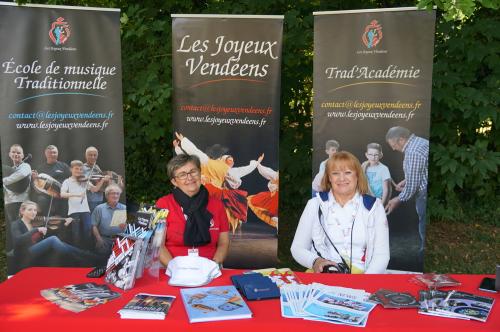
329, 197, 359, 256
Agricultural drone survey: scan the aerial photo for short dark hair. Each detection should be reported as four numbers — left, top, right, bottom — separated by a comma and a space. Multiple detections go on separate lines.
366, 143, 383, 153
325, 140, 340, 150
386, 126, 411, 141
167, 154, 201, 180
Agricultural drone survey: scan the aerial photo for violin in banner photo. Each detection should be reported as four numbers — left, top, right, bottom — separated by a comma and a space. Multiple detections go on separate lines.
31, 216, 74, 231
80, 168, 124, 188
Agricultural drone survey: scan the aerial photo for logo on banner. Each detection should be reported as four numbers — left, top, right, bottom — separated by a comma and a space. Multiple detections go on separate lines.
49, 17, 71, 46
362, 20, 383, 49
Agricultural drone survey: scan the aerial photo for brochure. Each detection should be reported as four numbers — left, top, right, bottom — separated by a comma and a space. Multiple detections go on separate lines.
41, 282, 120, 313
249, 268, 302, 287
118, 293, 175, 319
419, 290, 495, 322
180, 285, 252, 323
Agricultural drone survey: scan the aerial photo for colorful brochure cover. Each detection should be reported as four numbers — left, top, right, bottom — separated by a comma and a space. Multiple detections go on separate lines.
250, 268, 302, 287
419, 290, 495, 322
118, 293, 175, 319
41, 282, 120, 313
180, 285, 252, 323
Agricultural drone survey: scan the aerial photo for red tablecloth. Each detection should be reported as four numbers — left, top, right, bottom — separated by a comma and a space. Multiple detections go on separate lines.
0, 267, 498, 331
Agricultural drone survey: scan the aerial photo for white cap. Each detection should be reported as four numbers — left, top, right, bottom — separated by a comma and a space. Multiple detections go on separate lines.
166, 256, 221, 287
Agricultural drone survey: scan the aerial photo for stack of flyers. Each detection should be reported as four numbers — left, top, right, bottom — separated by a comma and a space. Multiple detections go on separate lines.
369, 289, 419, 308
280, 283, 376, 327
41, 282, 121, 313
410, 273, 461, 289
419, 290, 495, 322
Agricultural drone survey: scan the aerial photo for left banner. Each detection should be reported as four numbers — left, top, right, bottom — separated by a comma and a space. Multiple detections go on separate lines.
172, 14, 283, 268
0, 3, 125, 275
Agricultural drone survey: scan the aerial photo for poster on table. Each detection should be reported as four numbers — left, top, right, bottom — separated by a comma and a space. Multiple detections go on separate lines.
313, 8, 435, 272
172, 14, 283, 268
0, 2, 125, 275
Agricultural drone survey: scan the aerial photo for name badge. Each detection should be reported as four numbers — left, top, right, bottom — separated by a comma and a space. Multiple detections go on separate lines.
188, 248, 199, 256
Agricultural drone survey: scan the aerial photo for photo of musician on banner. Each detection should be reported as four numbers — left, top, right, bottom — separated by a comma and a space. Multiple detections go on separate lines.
2, 143, 126, 274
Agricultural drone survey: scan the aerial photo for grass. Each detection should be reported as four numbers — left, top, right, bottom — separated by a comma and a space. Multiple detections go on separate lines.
1, 207, 498, 281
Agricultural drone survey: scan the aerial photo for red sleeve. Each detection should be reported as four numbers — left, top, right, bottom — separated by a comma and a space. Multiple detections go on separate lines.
155, 195, 169, 209
210, 198, 229, 233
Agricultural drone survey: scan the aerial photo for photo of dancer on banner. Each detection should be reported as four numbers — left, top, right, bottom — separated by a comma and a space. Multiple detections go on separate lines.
171, 14, 283, 268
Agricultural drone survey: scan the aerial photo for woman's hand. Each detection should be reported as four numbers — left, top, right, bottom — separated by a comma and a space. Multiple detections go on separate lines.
37, 227, 48, 235
64, 218, 73, 227
312, 257, 339, 273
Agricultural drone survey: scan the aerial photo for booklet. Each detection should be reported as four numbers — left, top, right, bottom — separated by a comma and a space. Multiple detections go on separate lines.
180, 285, 252, 323
436, 291, 495, 322
419, 290, 495, 322
41, 282, 121, 313
118, 293, 175, 319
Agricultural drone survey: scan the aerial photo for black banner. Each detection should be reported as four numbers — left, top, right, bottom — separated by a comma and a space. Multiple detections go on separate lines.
313, 8, 435, 272
0, 3, 125, 274
172, 14, 283, 269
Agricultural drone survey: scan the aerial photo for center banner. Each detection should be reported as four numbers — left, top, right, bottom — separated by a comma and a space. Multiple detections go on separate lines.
171, 14, 283, 269
313, 8, 436, 272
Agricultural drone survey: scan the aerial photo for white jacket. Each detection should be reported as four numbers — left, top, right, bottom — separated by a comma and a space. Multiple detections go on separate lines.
291, 192, 390, 273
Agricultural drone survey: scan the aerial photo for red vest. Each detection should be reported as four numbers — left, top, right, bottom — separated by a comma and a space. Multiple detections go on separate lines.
155, 194, 229, 259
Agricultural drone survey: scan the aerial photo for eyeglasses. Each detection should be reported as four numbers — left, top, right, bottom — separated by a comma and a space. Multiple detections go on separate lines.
366, 153, 380, 157
174, 169, 200, 180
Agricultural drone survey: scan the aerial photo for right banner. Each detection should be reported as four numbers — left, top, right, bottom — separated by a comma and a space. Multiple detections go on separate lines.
313, 8, 436, 272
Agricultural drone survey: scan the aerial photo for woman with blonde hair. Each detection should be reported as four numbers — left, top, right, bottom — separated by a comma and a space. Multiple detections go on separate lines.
291, 151, 389, 274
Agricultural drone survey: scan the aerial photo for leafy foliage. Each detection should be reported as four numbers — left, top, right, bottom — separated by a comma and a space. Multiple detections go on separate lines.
429, 8, 499, 223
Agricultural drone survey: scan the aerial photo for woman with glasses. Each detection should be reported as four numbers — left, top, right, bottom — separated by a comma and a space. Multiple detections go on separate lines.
291, 151, 389, 274
156, 154, 230, 267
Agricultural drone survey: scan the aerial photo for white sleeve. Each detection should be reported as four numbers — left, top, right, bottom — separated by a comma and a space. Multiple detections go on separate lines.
311, 171, 323, 192
174, 145, 183, 155
365, 200, 390, 273
256, 163, 278, 181
382, 164, 391, 181
2, 163, 31, 185
228, 160, 258, 179
61, 179, 70, 194
290, 199, 320, 269
179, 137, 209, 164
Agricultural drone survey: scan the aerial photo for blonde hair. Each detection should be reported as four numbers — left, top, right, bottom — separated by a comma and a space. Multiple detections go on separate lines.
70, 160, 84, 168
320, 151, 369, 195
19, 200, 38, 216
